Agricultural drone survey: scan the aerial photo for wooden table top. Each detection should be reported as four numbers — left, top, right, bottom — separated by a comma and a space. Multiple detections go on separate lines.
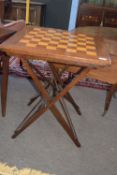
0, 27, 16, 44
74, 27, 117, 56
0, 26, 111, 67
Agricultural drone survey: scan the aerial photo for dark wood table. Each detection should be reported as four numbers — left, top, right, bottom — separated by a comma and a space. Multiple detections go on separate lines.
74, 27, 117, 116
0, 26, 110, 147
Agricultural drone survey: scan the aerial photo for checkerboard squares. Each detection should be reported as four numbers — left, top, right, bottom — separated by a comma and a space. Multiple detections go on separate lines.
59, 40, 68, 44
86, 40, 95, 45
86, 45, 96, 50
31, 38, 41, 42
66, 48, 76, 53
28, 31, 39, 35
37, 41, 48, 46
77, 41, 86, 46
77, 46, 87, 52
26, 43, 37, 47
50, 40, 60, 45
87, 51, 97, 56
57, 44, 68, 49
19, 27, 97, 57
46, 46, 57, 50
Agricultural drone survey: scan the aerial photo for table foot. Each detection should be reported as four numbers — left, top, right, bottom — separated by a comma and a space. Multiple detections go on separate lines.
74, 139, 81, 147
12, 132, 19, 139
102, 110, 107, 117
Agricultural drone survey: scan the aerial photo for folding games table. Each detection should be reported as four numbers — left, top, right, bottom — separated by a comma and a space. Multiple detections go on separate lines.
0, 26, 111, 147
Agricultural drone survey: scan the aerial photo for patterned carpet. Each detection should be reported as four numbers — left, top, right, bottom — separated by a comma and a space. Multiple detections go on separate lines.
9, 57, 111, 90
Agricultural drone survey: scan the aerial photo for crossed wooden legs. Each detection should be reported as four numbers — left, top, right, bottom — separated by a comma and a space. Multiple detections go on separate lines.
28, 63, 82, 116
12, 58, 90, 147
49, 63, 82, 116
1, 56, 116, 147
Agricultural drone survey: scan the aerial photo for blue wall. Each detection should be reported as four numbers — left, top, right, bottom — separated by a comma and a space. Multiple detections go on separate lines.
35, 0, 72, 29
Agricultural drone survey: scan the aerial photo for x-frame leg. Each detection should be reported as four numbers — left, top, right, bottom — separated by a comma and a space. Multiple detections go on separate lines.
12, 58, 90, 147
49, 63, 82, 115
28, 63, 81, 115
